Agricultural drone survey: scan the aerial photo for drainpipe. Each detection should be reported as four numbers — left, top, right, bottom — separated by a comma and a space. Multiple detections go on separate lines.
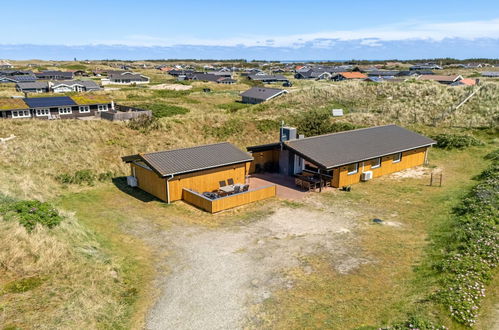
166, 174, 174, 204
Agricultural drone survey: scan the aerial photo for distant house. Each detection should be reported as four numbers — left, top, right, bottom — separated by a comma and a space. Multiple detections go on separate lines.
187, 73, 222, 82
417, 75, 463, 85
103, 72, 150, 85
247, 74, 289, 83
35, 71, 74, 80
0, 95, 113, 119
0, 60, 14, 69
240, 87, 287, 104
0, 75, 37, 83
168, 69, 195, 77
451, 78, 477, 86
0, 70, 33, 76
50, 80, 101, 93
16, 81, 50, 93
73, 70, 88, 77
294, 67, 345, 80
366, 70, 400, 78
481, 71, 499, 77
331, 72, 367, 81
397, 70, 434, 77
217, 77, 236, 84
409, 63, 443, 70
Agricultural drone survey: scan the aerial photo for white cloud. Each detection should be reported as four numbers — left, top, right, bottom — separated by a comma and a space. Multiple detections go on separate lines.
84, 18, 499, 47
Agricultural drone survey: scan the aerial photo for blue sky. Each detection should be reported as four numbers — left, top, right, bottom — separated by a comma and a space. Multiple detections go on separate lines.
1, 0, 499, 60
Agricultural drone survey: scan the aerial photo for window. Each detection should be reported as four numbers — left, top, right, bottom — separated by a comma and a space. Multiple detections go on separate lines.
371, 157, 381, 169
393, 152, 402, 163
58, 107, 72, 115
347, 163, 358, 175
97, 104, 108, 112
12, 110, 31, 118
79, 106, 90, 113
35, 108, 50, 116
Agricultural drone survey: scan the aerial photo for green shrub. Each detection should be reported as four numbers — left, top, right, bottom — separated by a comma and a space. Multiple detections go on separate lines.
55, 170, 113, 185
217, 102, 249, 113
293, 109, 360, 137
3, 277, 44, 293
137, 103, 189, 118
127, 114, 160, 132
256, 119, 281, 133
432, 133, 483, 149
205, 119, 244, 139
153, 89, 190, 98
381, 316, 446, 329
1, 200, 63, 232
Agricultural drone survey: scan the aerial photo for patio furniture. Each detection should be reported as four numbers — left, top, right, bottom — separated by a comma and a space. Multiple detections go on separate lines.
233, 185, 241, 194
227, 178, 234, 186
219, 185, 235, 194
219, 180, 227, 187
242, 184, 249, 192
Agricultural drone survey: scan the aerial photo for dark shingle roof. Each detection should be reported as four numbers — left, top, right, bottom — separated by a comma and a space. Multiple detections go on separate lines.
284, 125, 435, 169
123, 142, 253, 177
24, 96, 76, 108
16, 81, 49, 90
240, 87, 286, 101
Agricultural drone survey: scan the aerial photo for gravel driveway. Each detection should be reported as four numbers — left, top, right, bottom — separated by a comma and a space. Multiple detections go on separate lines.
132, 205, 363, 330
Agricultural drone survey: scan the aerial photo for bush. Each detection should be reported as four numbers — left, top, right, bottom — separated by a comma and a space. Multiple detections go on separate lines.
1, 200, 64, 232
205, 119, 244, 139
137, 103, 189, 118
294, 109, 360, 137
256, 119, 281, 133
217, 102, 249, 113
432, 133, 483, 149
432, 149, 499, 326
381, 316, 446, 329
153, 89, 190, 98
3, 277, 44, 293
127, 114, 160, 132
55, 170, 113, 185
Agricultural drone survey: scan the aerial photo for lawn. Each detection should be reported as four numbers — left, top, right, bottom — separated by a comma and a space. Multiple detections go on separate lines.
253, 145, 496, 329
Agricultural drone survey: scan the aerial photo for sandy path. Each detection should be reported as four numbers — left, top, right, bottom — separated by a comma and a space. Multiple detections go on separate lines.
131, 206, 362, 330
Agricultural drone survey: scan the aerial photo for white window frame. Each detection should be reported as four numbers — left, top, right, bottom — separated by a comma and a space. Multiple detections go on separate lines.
393, 152, 402, 163
12, 110, 31, 118
347, 163, 358, 175
35, 108, 50, 117
97, 104, 108, 112
371, 157, 381, 169
79, 106, 90, 113
58, 107, 73, 115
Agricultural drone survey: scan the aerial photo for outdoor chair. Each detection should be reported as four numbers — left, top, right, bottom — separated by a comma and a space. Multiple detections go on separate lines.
219, 180, 226, 187
233, 185, 240, 194
242, 184, 249, 192
227, 178, 234, 186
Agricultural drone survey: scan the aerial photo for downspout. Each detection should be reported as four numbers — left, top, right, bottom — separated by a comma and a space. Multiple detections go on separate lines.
166, 174, 174, 204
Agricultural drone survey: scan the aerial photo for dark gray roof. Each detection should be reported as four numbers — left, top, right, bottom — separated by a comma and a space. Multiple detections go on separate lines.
123, 142, 253, 177
240, 87, 286, 101
16, 81, 49, 90
51, 80, 100, 89
109, 72, 148, 81
24, 96, 76, 108
284, 125, 435, 169
247, 74, 288, 81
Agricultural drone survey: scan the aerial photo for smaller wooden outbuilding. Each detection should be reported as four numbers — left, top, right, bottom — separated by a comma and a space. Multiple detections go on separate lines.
122, 142, 276, 212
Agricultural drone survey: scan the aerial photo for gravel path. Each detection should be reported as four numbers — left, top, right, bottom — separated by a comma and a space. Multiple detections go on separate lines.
133, 205, 363, 330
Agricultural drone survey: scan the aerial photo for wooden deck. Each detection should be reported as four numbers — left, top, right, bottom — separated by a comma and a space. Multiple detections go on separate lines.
182, 185, 276, 213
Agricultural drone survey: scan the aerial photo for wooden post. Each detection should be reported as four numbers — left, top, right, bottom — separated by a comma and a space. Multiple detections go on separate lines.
439, 173, 443, 187
430, 172, 433, 186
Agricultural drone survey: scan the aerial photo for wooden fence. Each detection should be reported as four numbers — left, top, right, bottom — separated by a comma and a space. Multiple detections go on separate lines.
182, 185, 276, 213
101, 104, 152, 121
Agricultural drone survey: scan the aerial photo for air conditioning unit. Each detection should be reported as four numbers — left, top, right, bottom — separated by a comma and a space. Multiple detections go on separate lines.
126, 176, 138, 187
361, 171, 373, 181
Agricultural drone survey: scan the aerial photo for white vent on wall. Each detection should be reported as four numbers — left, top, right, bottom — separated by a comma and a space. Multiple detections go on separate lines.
127, 176, 138, 187
361, 171, 373, 181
